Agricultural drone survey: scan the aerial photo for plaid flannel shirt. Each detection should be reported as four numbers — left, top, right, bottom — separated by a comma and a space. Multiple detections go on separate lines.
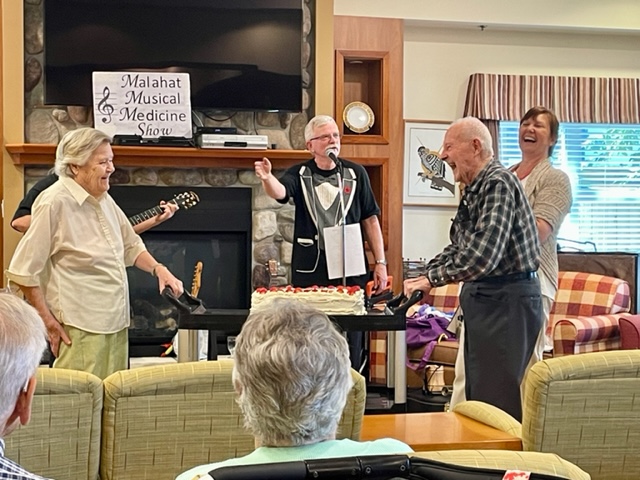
426, 159, 540, 287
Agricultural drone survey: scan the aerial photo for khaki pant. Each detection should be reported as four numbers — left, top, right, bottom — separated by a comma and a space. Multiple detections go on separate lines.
54, 325, 128, 379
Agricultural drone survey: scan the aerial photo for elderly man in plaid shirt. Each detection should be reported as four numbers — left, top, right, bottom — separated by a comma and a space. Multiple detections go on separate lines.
404, 117, 542, 422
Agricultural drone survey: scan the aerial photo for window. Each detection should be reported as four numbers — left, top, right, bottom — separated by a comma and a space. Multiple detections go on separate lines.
498, 122, 640, 252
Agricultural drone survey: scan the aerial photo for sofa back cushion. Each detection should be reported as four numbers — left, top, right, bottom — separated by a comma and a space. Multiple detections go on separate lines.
101, 360, 252, 480
5, 367, 103, 480
100, 360, 366, 480
550, 271, 630, 323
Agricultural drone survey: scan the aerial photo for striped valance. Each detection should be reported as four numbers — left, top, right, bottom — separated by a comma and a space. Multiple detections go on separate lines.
464, 73, 640, 124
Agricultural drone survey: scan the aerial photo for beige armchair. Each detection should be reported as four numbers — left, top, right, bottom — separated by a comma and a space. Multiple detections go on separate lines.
4, 367, 103, 480
452, 350, 640, 480
100, 360, 366, 480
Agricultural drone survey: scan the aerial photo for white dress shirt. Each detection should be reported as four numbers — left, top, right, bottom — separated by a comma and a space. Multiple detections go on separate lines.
6, 176, 146, 334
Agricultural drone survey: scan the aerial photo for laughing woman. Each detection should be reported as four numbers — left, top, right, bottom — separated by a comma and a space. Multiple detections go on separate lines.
510, 106, 573, 364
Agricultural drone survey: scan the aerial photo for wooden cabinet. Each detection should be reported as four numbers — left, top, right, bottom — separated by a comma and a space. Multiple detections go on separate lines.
334, 16, 404, 287
335, 51, 389, 144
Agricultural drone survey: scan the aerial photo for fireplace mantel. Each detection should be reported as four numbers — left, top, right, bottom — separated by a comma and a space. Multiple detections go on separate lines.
5, 143, 322, 169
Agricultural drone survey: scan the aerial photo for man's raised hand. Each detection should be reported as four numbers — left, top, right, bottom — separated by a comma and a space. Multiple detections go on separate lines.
254, 157, 272, 180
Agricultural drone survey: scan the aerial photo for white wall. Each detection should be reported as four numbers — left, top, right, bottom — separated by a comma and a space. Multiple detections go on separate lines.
336, 0, 640, 262
403, 27, 640, 260
404, 27, 640, 121
334, 0, 640, 33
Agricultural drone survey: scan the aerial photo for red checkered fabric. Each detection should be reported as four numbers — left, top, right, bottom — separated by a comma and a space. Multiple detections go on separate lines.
552, 271, 630, 356
424, 283, 461, 314
619, 315, 640, 350
370, 283, 460, 385
553, 315, 622, 355
368, 331, 388, 385
551, 271, 630, 318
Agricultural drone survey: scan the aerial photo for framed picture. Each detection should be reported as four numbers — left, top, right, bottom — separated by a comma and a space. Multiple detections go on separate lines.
403, 120, 460, 206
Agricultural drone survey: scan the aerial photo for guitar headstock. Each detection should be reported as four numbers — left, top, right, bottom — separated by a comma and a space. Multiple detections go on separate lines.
173, 191, 200, 210
191, 261, 203, 297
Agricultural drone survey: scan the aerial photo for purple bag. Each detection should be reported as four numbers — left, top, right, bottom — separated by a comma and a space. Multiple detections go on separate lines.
406, 305, 455, 371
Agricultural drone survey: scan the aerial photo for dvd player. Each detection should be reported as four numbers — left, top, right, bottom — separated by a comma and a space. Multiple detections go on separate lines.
198, 134, 268, 149
194, 126, 238, 135
113, 135, 194, 147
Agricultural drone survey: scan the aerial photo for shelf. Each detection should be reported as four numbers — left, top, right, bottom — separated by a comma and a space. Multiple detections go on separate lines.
6, 144, 312, 169
335, 50, 389, 144
5, 143, 390, 170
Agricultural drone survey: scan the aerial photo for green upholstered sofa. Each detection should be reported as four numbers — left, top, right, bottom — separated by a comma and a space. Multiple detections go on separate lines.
6, 361, 589, 480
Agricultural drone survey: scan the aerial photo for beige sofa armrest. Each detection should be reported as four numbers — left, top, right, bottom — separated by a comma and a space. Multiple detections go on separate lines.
452, 400, 522, 437
337, 369, 366, 440
411, 450, 591, 480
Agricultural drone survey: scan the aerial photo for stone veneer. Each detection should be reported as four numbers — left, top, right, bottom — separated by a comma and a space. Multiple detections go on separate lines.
22, 165, 297, 289
22, 0, 318, 287
23, 0, 315, 146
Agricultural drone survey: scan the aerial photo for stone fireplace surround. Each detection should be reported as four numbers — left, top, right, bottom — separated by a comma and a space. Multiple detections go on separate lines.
22, 162, 298, 290
110, 184, 253, 355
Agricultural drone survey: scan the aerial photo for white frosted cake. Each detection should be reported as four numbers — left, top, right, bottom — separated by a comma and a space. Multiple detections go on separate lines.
251, 285, 366, 315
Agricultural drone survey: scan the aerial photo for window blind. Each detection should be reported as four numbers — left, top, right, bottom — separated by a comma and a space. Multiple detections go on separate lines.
499, 122, 640, 252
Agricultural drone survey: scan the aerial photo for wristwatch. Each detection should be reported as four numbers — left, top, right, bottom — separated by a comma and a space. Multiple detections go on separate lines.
375, 259, 387, 266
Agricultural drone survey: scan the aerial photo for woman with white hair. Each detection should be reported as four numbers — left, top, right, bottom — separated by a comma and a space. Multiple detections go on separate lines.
7, 128, 183, 379
177, 299, 411, 480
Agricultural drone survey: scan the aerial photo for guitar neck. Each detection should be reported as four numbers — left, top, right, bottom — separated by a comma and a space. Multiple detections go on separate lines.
128, 205, 164, 226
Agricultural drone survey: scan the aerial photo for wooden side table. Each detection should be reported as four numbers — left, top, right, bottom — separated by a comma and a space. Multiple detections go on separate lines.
360, 412, 522, 452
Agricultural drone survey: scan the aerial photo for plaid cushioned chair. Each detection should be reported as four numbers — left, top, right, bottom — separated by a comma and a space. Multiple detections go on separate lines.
423, 282, 461, 313
372, 283, 461, 386
100, 360, 366, 480
551, 271, 630, 356
5, 367, 103, 480
453, 350, 640, 480
408, 271, 630, 365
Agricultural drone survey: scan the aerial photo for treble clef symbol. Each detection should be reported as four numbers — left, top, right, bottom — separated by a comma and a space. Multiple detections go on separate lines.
97, 86, 114, 124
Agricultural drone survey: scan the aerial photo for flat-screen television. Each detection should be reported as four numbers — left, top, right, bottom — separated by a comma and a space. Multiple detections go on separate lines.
43, 0, 303, 112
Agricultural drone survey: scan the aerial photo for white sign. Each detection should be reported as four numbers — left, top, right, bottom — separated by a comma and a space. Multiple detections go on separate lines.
92, 72, 192, 138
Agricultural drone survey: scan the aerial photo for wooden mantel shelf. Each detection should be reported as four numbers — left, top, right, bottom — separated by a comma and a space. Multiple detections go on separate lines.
6, 143, 388, 169
5, 143, 314, 169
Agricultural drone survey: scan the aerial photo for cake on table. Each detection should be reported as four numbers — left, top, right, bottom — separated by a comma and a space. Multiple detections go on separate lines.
251, 285, 366, 315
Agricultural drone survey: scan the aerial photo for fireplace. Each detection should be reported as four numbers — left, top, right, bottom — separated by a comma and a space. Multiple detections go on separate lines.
109, 185, 252, 356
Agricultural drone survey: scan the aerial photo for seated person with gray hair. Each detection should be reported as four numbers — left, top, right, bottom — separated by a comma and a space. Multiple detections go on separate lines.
176, 299, 412, 480
0, 293, 50, 479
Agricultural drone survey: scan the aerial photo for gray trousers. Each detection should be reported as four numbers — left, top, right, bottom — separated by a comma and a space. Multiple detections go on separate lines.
450, 294, 552, 411
457, 277, 542, 422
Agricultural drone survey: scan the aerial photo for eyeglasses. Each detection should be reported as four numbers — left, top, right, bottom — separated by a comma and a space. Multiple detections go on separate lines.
309, 133, 341, 142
